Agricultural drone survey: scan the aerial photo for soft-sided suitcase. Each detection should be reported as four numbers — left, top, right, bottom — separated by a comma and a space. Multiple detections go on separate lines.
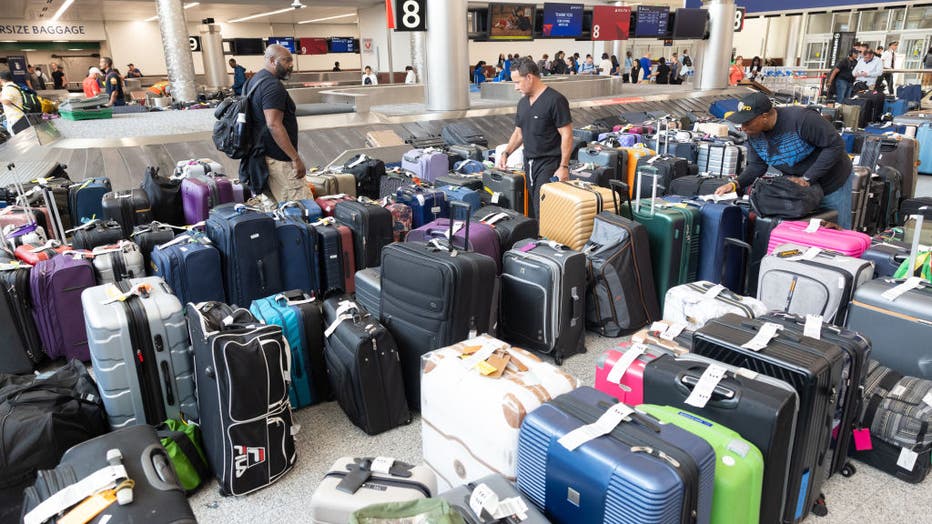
13, 241, 68, 265
710, 99, 740, 119
273, 215, 320, 296
693, 315, 845, 522
839, 103, 864, 129
316, 193, 356, 217
141, 165, 185, 225
333, 200, 393, 270
758, 243, 874, 325
0, 258, 44, 373
380, 211, 498, 410
668, 174, 731, 196
436, 184, 483, 215
583, 180, 660, 336
449, 145, 488, 165
568, 162, 616, 187
539, 180, 615, 251
20, 424, 196, 524
471, 205, 537, 252
502, 239, 586, 364
181, 173, 234, 225
343, 154, 385, 199
101, 188, 153, 238
767, 219, 871, 257
638, 404, 764, 524
663, 280, 767, 330
337, 223, 356, 293
577, 144, 626, 182
0, 205, 54, 242
312, 218, 350, 295
68, 177, 111, 225
396, 185, 449, 228
187, 302, 296, 496
131, 221, 176, 273
306, 171, 357, 198
322, 296, 410, 434
573, 123, 611, 143
82, 277, 197, 428
841, 130, 866, 155
70, 219, 124, 250
406, 217, 503, 273
858, 134, 919, 199
206, 203, 282, 306
482, 169, 527, 215
278, 199, 324, 223
310, 457, 437, 524
90, 240, 146, 284
402, 148, 448, 183
354, 267, 381, 319
441, 474, 548, 524
435, 172, 484, 191
380, 197, 412, 242
421, 335, 578, 490
31, 255, 96, 361
516, 386, 716, 524
151, 233, 226, 306
251, 291, 330, 409
379, 169, 418, 198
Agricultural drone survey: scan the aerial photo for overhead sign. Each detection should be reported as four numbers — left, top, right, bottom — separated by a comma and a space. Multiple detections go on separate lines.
7, 56, 27, 85
591, 5, 631, 41
685, 0, 899, 13
189, 36, 202, 52
362, 38, 374, 54
394, 0, 426, 32
735, 7, 746, 32
0, 20, 106, 41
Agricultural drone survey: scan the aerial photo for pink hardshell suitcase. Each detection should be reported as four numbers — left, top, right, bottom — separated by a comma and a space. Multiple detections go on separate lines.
594, 343, 653, 406
766, 219, 872, 257
181, 174, 234, 224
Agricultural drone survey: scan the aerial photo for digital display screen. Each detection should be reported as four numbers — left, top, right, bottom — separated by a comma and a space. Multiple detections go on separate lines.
591, 5, 631, 41
267, 37, 295, 53
541, 3, 583, 38
232, 38, 265, 55
488, 3, 535, 40
299, 38, 328, 55
328, 37, 356, 53
634, 5, 669, 37
672, 8, 709, 39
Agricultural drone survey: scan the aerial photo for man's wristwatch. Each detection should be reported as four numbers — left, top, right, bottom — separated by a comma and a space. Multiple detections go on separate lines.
560, 164, 569, 168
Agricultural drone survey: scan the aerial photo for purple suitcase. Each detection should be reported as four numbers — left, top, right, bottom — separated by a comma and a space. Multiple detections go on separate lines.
404, 217, 503, 273
181, 174, 235, 224
598, 132, 641, 147
401, 148, 448, 183
30, 255, 97, 361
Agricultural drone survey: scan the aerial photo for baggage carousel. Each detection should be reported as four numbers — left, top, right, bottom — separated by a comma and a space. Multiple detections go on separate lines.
0, 86, 750, 190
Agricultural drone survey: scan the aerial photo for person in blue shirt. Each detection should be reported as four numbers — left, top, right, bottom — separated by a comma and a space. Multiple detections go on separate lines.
639, 53, 653, 82
578, 55, 596, 75
493, 65, 508, 82
229, 58, 247, 96
503, 54, 512, 76
473, 61, 487, 85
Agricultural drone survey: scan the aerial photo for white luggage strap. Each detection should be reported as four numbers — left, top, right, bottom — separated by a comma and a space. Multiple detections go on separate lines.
479, 212, 509, 226
130, 222, 188, 237
91, 240, 135, 256
324, 300, 361, 338
27, 239, 63, 253
605, 343, 648, 385
558, 403, 637, 451
469, 483, 530, 522
311, 217, 336, 227
318, 194, 348, 200
23, 463, 131, 524
101, 281, 153, 305
346, 154, 369, 168
156, 230, 211, 250
65, 219, 100, 234
741, 322, 783, 352
683, 363, 728, 409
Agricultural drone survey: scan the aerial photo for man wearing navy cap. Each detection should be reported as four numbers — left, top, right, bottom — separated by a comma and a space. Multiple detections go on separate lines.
714, 92, 853, 228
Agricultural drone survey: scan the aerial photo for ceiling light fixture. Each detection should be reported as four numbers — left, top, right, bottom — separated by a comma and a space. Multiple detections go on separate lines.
144, 3, 200, 23
50, 0, 75, 23
297, 13, 356, 24
229, 6, 305, 24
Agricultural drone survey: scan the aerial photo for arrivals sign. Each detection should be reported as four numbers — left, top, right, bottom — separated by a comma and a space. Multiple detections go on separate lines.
0, 20, 106, 41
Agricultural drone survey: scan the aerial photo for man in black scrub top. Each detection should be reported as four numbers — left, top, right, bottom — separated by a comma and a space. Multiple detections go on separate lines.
497, 58, 574, 218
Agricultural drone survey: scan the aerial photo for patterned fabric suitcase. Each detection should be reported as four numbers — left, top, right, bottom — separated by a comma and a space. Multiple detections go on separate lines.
381, 197, 412, 242
82, 277, 197, 428
421, 335, 577, 490
379, 169, 418, 199
539, 180, 615, 251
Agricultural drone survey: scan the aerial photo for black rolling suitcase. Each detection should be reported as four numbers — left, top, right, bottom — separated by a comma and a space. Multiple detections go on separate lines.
447, 144, 488, 163
858, 135, 918, 200
322, 296, 410, 434
380, 202, 498, 409
693, 314, 846, 522
333, 200, 393, 270
102, 189, 154, 238
141, 165, 185, 226
132, 221, 177, 273
70, 219, 125, 250
573, 123, 610, 143
482, 169, 526, 215
568, 162, 615, 187
186, 302, 296, 496
0, 253, 44, 373
441, 121, 488, 147
471, 205, 538, 251
313, 219, 349, 295
21, 424, 196, 524
435, 172, 484, 191
668, 173, 730, 196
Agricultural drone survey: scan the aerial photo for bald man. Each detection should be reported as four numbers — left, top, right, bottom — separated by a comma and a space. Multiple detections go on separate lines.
240, 44, 311, 202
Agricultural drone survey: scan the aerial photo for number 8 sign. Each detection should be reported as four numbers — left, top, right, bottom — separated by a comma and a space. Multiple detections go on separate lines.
394, 0, 426, 32
734, 7, 746, 32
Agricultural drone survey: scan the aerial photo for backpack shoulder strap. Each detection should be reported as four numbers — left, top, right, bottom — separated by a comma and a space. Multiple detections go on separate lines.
243, 75, 270, 99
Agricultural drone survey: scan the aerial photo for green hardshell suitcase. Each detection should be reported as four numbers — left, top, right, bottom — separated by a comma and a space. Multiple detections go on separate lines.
638, 404, 764, 524
622, 165, 701, 309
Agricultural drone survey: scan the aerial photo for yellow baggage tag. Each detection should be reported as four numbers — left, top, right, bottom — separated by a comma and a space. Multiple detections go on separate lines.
476, 360, 498, 376
58, 490, 117, 524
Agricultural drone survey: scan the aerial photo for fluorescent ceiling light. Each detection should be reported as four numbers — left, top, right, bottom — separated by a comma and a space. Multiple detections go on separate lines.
68, 48, 83, 51
144, 3, 200, 22
229, 6, 305, 24
22, 49, 37, 52
298, 13, 356, 24
50, 0, 75, 22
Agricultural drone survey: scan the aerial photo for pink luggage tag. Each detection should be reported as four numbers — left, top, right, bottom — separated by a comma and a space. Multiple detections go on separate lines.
853, 428, 873, 451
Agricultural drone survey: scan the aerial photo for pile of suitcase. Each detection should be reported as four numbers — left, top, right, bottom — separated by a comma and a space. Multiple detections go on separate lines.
1, 105, 931, 523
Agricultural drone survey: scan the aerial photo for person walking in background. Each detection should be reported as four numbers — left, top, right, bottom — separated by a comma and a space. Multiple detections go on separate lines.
638, 53, 652, 83
33, 66, 48, 90
680, 49, 693, 79
98, 57, 125, 107
537, 54, 551, 76
503, 54, 513, 75
332, 61, 341, 72
25, 65, 38, 91
827, 48, 858, 103
669, 53, 682, 84
493, 64, 508, 82
624, 51, 634, 83
83, 67, 102, 98
229, 58, 247, 96
50, 63, 67, 90
598, 53, 612, 76
497, 53, 506, 68
879, 41, 897, 94
404, 65, 416, 84
729, 56, 745, 86
610, 55, 620, 76
551, 51, 567, 75
362, 65, 378, 85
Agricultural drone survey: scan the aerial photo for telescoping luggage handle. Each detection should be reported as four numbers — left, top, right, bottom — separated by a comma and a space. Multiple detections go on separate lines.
906, 206, 931, 278
721, 237, 753, 295
428, 200, 472, 254
634, 164, 661, 215
608, 179, 634, 220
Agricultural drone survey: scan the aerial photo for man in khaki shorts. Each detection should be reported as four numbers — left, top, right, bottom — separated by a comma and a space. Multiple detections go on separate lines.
240, 44, 311, 203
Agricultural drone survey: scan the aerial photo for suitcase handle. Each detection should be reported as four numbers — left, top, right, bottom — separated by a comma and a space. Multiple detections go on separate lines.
721, 238, 752, 295
140, 443, 185, 492
608, 179, 633, 220
448, 201, 471, 251
677, 372, 738, 405
907, 206, 930, 275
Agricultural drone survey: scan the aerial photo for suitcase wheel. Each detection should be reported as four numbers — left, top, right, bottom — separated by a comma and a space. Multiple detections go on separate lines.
841, 463, 857, 478
811, 494, 829, 517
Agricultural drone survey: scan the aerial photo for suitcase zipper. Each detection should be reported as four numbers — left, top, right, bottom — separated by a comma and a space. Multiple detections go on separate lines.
116, 281, 167, 424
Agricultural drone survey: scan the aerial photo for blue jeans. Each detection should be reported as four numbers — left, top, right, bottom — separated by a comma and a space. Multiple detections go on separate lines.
820, 172, 853, 229
835, 79, 852, 102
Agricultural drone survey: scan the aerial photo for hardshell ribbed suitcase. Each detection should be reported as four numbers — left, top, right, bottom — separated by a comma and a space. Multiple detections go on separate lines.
516, 386, 716, 524
82, 277, 197, 429
402, 148, 448, 182
747, 209, 839, 296
354, 267, 381, 319
539, 180, 615, 251
482, 170, 527, 215
441, 474, 548, 524
420, 335, 578, 490
766, 220, 871, 257
90, 241, 146, 284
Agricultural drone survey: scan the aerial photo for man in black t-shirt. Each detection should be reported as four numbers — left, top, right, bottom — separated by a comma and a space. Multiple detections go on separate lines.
827, 48, 858, 102
99, 56, 125, 106
240, 44, 311, 202
50, 63, 66, 90
498, 58, 573, 218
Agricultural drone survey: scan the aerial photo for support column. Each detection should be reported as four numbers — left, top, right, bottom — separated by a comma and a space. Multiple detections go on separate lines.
425, 0, 469, 111
386, 25, 395, 84
156, 0, 197, 102
699, 0, 736, 89
410, 31, 426, 83
612, 1, 626, 62
199, 23, 227, 90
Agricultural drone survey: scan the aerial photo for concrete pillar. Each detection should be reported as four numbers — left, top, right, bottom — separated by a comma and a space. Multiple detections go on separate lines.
699, 0, 736, 89
199, 23, 227, 90
156, 0, 197, 102
612, 1, 626, 65
410, 31, 426, 83
425, 0, 469, 111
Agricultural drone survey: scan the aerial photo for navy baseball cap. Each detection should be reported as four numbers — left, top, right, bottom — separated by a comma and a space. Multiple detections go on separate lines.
727, 92, 773, 125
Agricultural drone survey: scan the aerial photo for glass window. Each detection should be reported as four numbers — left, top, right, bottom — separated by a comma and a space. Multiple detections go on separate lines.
832, 11, 852, 32
858, 11, 884, 32
888, 7, 906, 30
904, 6, 932, 30
807, 13, 832, 34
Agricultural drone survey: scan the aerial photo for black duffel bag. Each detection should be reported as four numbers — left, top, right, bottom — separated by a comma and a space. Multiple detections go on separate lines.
343, 154, 385, 200
0, 360, 108, 523
141, 165, 185, 226
749, 175, 824, 219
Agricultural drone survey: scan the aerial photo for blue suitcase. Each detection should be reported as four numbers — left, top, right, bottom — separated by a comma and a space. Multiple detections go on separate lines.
897, 84, 922, 103
395, 185, 448, 228
274, 216, 320, 296
278, 199, 323, 223
883, 98, 909, 117
206, 203, 283, 306
69, 177, 111, 225
663, 196, 748, 293
709, 99, 740, 119
517, 386, 715, 524
436, 185, 482, 214
864, 122, 906, 135
917, 124, 932, 175
150, 233, 226, 306
250, 291, 330, 409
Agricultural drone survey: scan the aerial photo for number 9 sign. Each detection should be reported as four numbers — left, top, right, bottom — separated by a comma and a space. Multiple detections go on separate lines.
394, 0, 426, 32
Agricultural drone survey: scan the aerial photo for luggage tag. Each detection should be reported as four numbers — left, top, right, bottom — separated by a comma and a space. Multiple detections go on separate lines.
898, 447, 919, 472
606, 343, 647, 384
460, 340, 508, 371
558, 403, 636, 451
650, 321, 686, 342
336, 462, 373, 495
684, 364, 728, 408
741, 322, 783, 352
101, 282, 153, 305
803, 315, 823, 340
880, 276, 924, 302
482, 351, 511, 378
804, 219, 822, 233
852, 428, 873, 451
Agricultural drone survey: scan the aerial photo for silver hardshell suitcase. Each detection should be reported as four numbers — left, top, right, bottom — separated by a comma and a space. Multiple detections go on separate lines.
91, 241, 146, 284
81, 276, 197, 429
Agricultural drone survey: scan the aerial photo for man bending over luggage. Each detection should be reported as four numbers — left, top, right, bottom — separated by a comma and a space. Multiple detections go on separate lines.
239, 44, 312, 204
498, 57, 573, 218
714, 92, 853, 228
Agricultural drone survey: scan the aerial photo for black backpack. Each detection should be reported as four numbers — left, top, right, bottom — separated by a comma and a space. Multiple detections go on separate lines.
141, 165, 185, 225
343, 154, 385, 199
683, 55, 693, 67
13, 85, 41, 113
212, 76, 268, 160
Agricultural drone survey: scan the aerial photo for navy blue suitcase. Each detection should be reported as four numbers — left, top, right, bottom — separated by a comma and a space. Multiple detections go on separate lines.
150, 234, 226, 306
206, 203, 283, 306
69, 177, 111, 225
860, 237, 910, 277
517, 386, 715, 524
395, 185, 448, 228
274, 216, 320, 296
436, 185, 482, 215
312, 220, 346, 295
